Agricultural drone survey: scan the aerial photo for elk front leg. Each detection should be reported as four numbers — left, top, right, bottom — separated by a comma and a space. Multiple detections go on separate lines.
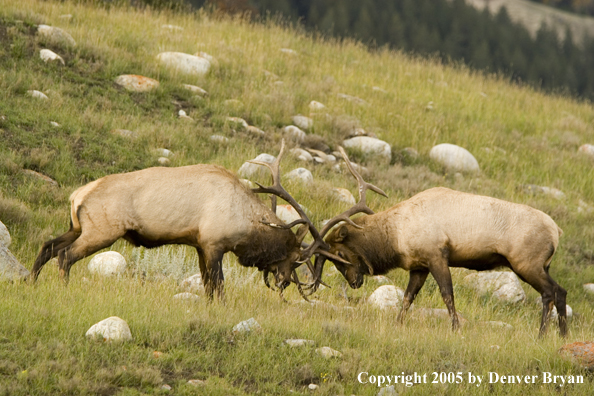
201, 247, 225, 301
397, 269, 429, 324
428, 255, 459, 331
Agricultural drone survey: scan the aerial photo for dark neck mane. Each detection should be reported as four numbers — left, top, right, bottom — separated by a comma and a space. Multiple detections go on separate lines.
351, 219, 401, 275
234, 226, 293, 270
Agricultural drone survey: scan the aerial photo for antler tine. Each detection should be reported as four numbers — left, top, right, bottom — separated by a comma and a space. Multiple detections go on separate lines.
338, 146, 388, 202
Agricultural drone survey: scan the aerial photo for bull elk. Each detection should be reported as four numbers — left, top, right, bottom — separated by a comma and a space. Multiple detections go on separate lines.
30, 141, 333, 299
316, 173, 567, 337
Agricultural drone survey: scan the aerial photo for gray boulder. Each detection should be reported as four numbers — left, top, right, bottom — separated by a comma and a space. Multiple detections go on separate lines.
0, 246, 30, 281
463, 271, 525, 303
0, 221, 10, 247
429, 143, 479, 173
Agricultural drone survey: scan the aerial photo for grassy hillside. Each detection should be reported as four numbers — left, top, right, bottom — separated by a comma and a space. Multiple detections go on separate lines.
1, 0, 594, 395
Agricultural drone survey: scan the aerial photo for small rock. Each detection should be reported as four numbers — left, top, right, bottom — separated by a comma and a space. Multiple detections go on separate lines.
285, 168, 313, 185
291, 148, 313, 162
402, 147, 419, 160
481, 321, 513, 331
50, 121, 60, 127
368, 285, 405, 310
521, 184, 566, 200
463, 271, 525, 303
343, 136, 391, 163
226, 117, 248, 129
153, 351, 165, 358
178, 110, 193, 121
578, 144, 594, 159
37, 24, 76, 46
425, 101, 434, 111
232, 318, 261, 334
331, 188, 356, 205
161, 24, 183, 31
378, 385, 398, 396
182, 84, 207, 96
173, 292, 200, 302
584, 283, 594, 294
292, 115, 313, 130
88, 251, 127, 276
0, 221, 11, 248
577, 200, 594, 214
188, 379, 205, 387
429, 143, 479, 173
315, 346, 342, 359
210, 135, 229, 144
115, 75, 159, 92
238, 153, 275, 179
40, 49, 64, 65
308, 383, 319, 390
86, 316, 132, 342
194, 51, 217, 66
158, 157, 170, 165
27, 90, 48, 100
284, 339, 315, 347
371, 275, 391, 285
246, 125, 265, 136
309, 101, 325, 111
490, 345, 500, 352
559, 342, 594, 370
161, 384, 172, 391
276, 205, 302, 225
154, 148, 173, 157
22, 169, 58, 186
180, 273, 205, 293
111, 129, 137, 138
0, 246, 30, 281
157, 52, 211, 76
372, 86, 388, 94
280, 48, 297, 55
283, 125, 306, 143
337, 93, 368, 106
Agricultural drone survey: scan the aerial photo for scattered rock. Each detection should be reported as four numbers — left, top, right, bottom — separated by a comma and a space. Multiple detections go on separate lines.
37, 24, 76, 47
87, 251, 127, 277
178, 110, 193, 120
425, 101, 434, 111
463, 271, 526, 303
578, 200, 594, 214
343, 136, 391, 162
50, 121, 60, 127
153, 351, 165, 358
111, 129, 137, 138
0, 246, 30, 281
292, 115, 313, 130
238, 153, 275, 179
283, 125, 306, 143
308, 383, 319, 390
182, 84, 207, 96
584, 283, 594, 294
337, 93, 368, 106
246, 125, 265, 136
158, 157, 170, 165
315, 346, 342, 359
173, 292, 200, 302
280, 48, 298, 55
226, 117, 248, 129
276, 205, 302, 225
161, 384, 172, 391
115, 75, 159, 92
180, 273, 205, 293
284, 339, 315, 347
378, 385, 398, 396
154, 148, 173, 158
429, 143, 479, 173
481, 321, 513, 331
402, 147, 419, 160
372, 86, 388, 94
559, 342, 594, 370
22, 169, 58, 186
232, 318, 261, 334
157, 52, 211, 76
291, 148, 313, 162
39, 49, 64, 65
59, 14, 73, 21
0, 221, 11, 248
578, 144, 594, 159
285, 168, 313, 185
86, 316, 132, 342
27, 90, 48, 100
521, 184, 566, 200
371, 275, 391, 285
210, 135, 229, 144
161, 24, 183, 31
188, 379, 205, 387
368, 285, 405, 310
331, 188, 356, 205
309, 101, 325, 111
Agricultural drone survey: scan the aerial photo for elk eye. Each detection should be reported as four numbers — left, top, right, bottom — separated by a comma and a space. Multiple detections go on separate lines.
337, 251, 345, 259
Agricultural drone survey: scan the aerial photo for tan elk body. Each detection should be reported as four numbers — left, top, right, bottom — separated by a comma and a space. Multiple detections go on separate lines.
323, 187, 567, 337
31, 163, 309, 298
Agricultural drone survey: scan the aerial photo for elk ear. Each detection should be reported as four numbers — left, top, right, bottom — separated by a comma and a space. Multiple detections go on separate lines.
335, 225, 349, 243
295, 224, 309, 245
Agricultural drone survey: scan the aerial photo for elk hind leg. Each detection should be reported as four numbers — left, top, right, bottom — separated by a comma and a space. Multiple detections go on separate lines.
397, 269, 429, 324
428, 253, 460, 331
31, 229, 81, 281
58, 232, 121, 283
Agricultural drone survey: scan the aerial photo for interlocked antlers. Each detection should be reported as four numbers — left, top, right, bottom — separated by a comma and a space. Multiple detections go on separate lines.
250, 140, 387, 298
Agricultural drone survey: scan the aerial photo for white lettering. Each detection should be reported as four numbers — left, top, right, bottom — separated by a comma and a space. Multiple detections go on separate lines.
357, 372, 368, 384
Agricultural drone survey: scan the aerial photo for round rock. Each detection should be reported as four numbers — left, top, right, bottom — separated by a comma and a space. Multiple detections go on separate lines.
285, 168, 313, 185
0, 221, 10, 248
367, 285, 405, 310
292, 115, 313, 130
37, 24, 76, 47
283, 125, 306, 143
173, 292, 200, 302
156, 52, 211, 76
463, 271, 525, 303
88, 251, 127, 276
578, 144, 594, 159
115, 75, 159, 92
0, 246, 30, 281
238, 153, 275, 179
40, 49, 64, 65
429, 143, 479, 173
331, 188, 356, 205
86, 316, 132, 342
342, 136, 391, 163
232, 318, 261, 334
276, 204, 301, 225
180, 273, 205, 293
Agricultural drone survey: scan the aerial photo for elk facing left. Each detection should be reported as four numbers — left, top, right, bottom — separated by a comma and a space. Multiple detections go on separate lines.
30, 142, 314, 300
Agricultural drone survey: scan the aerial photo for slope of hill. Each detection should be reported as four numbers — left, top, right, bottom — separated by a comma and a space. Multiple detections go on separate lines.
464, 0, 594, 43
1, 0, 594, 395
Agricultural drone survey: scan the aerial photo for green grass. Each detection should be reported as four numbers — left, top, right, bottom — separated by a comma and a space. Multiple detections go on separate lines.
1, 0, 594, 394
